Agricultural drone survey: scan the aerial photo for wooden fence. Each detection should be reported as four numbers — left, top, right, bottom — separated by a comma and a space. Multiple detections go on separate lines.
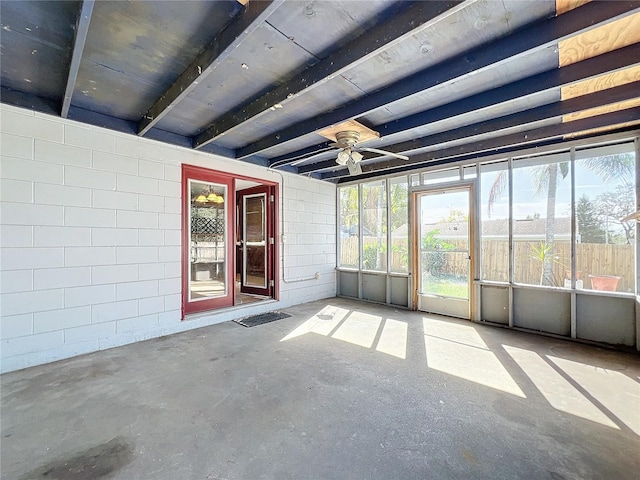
340, 237, 634, 292
340, 237, 406, 272
481, 241, 633, 292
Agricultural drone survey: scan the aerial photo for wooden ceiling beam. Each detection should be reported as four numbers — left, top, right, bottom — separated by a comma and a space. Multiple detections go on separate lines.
273, 42, 640, 169
234, 1, 640, 160
321, 107, 640, 181
137, 0, 285, 136
299, 81, 640, 175
61, 0, 94, 118
193, 0, 466, 150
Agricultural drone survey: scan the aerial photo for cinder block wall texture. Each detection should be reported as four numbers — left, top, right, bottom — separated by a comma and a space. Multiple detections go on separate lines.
0, 104, 336, 373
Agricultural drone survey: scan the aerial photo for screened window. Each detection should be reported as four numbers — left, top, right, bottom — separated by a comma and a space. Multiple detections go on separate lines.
480, 161, 509, 282
339, 185, 359, 268
574, 143, 636, 293
390, 176, 409, 273
423, 168, 459, 185
512, 153, 571, 287
463, 165, 477, 179
362, 180, 387, 271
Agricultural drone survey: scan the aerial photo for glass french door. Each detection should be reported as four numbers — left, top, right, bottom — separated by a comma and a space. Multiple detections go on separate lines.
237, 185, 274, 297
183, 166, 235, 315
415, 186, 472, 319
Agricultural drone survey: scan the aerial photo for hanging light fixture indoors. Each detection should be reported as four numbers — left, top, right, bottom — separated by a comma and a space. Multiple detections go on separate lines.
193, 188, 225, 205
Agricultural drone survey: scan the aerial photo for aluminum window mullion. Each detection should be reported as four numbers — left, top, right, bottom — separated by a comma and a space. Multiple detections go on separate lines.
570, 147, 577, 339
474, 162, 482, 321
336, 186, 340, 269
386, 177, 392, 304
358, 183, 363, 299
476, 162, 482, 281
386, 177, 392, 275
508, 157, 514, 327
636, 137, 640, 352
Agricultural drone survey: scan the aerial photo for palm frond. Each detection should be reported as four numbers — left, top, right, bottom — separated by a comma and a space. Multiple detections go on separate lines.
487, 170, 507, 217
580, 154, 634, 182
559, 161, 569, 179
532, 165, 550, 197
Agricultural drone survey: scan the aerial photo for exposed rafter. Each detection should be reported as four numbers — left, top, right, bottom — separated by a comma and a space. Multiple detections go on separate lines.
192, 0, 467, 150
235, 1, 640, 160
61, 0, 94, 118
137, 0, 285, 136
271, 43, 640, 169
299, 81, 640, 175
2, 0, 639, 186
322, 107, 640, 181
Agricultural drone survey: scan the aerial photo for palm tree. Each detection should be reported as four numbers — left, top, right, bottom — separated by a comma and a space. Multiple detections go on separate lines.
488, 154, 634, 286
534, 162, 568, 285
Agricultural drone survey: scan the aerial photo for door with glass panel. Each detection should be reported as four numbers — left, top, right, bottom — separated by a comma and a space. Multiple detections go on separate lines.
184, 171, 234, 314
237, 185, 274, 297
415, 186, 472, 319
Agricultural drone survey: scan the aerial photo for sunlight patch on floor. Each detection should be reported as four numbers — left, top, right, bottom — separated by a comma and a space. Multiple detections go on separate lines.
423, 318, 490, 349
423, 317, 525, 398
549, 355, 640, 435
280, 306, 407, 360
375, 319, 408, 359
332, 311, 382, 348
280, 305, 350, 341
504, 345, 618, 429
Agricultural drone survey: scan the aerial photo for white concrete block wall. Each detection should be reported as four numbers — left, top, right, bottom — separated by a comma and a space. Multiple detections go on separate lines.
277, 173, 337, 305
0, 104, 336, 373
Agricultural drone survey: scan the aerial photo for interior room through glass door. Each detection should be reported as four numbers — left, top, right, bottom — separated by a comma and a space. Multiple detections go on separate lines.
416, 186, 472, 319
237, 184, 274, 298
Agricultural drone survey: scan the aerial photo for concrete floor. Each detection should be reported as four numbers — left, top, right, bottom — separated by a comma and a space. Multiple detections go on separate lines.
2, 297, 639, 480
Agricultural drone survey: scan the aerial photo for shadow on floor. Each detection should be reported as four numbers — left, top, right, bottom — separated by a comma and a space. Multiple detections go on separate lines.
2, 297, 639, 480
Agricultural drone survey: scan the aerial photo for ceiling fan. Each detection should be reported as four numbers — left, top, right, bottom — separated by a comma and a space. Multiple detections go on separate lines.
329, 130, 409, 175
276, 120, 411, 175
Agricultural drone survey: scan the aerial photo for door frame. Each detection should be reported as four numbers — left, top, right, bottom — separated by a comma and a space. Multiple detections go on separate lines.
411, 180, 476, 319
181, 164, 279, 319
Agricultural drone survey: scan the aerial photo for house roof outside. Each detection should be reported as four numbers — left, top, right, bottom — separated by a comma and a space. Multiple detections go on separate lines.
392, 217, 573, 240
341, 224, 374, 237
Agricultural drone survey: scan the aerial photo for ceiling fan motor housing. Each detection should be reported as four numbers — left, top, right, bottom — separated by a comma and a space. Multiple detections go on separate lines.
334, 130, 361, 148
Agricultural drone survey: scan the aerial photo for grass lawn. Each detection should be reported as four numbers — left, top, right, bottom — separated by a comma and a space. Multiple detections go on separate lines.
422, 275, 468, 299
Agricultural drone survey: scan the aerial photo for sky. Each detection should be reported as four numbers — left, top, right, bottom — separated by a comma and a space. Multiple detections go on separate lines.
419, 157, 634, 225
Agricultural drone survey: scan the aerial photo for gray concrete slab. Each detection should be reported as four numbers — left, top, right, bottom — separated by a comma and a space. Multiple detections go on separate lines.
2, 297, 639, 480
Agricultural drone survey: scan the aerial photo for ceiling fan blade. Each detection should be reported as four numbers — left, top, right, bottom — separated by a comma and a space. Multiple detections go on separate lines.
289, 152, 329, 166
271, 145, 337, 167
359, 147, 409, 161
346, 156, 362, 175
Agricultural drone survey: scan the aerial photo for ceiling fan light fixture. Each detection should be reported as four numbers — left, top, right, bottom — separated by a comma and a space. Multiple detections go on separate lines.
337, 149, 350, 165
346, 156, 362, 176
